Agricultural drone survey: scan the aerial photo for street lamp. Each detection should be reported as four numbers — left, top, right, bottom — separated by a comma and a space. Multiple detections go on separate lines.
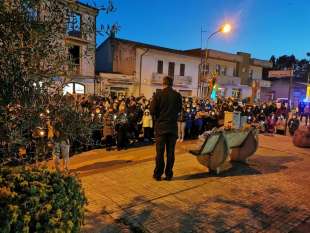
199, 23, 232, 97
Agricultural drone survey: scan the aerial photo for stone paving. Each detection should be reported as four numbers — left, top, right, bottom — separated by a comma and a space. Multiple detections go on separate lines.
65, 135, 309, 233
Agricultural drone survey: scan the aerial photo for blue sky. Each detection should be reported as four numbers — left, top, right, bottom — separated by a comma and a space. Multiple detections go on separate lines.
83, 0, 310, 60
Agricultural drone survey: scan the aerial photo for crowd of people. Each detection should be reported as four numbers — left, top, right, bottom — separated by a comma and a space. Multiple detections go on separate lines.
71, 94, 308, 151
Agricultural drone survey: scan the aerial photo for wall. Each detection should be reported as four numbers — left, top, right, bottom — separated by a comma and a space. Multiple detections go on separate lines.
63, 4, 97, 94
250, 65, 263, 80
236, 52, 251, 85
112, 40, 136, 75
261, 79, 307, 106
96, 39, 113, 73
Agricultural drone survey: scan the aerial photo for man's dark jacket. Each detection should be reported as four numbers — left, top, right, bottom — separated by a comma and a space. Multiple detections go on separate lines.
150, 87, 182, 136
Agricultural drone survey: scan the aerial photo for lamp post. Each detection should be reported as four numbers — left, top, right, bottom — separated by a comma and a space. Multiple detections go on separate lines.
199, 23, 231, 98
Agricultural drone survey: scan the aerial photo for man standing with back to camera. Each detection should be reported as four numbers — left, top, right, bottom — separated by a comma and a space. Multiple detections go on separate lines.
150, 76, 182, 181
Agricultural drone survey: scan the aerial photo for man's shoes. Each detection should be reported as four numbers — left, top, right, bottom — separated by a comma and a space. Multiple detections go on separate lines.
163, 177, 172, 181
153, 175, 161, 181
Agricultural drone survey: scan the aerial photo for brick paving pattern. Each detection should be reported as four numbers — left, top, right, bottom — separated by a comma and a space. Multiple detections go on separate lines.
64, 135, 310, 233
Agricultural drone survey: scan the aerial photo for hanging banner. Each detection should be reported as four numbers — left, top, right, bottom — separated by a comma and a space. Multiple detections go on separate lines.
268, 70, 293, 78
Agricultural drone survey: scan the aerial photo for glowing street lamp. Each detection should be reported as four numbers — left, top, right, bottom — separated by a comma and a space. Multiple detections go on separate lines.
221, 23, 231, 33
199, 23, 232, 97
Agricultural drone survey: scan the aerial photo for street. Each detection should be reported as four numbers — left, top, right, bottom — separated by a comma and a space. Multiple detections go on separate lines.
63, 135, 310, 233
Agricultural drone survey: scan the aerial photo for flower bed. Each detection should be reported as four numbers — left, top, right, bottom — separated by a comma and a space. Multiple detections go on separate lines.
0, 167, 87, 233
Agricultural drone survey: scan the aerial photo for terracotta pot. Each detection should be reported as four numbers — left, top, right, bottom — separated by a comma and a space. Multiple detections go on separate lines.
293, 126, 310, 148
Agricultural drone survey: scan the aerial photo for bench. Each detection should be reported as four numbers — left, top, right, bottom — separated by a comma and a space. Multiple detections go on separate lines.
190, 131, 230, 174
189, 128, 258, 173
224, 128, 258, 163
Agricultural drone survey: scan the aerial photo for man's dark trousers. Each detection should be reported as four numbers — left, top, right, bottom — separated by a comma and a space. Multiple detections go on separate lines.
154, 133, 177, 179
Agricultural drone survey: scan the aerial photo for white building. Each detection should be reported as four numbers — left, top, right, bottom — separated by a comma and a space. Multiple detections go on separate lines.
96, 37, 272, 100
96, 38, 199, 98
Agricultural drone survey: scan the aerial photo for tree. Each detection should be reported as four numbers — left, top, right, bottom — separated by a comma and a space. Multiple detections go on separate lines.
269, 55, 276, 68
0, 0, 117, 164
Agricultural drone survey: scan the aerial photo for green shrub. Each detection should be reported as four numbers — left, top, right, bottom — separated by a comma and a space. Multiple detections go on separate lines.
0, 167, 87, 233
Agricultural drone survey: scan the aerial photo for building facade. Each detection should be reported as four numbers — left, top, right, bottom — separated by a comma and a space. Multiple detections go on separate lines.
185, 49, 272, 101
96, 38, 200, 98
62, 1, 98, 95
96, 37, 272, 99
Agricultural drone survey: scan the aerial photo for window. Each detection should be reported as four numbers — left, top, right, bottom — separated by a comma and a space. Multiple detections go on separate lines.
63, 82, 85, 94
180, 64, 185, 76
168, 62, 175, 77
232, 88, 241, 99
249, 69, 254, 78
233, 68, 237, 76
216, 64, 221, 74
222, 66, 227, 75
67, 12, 81, 37
68, 45, 80, 74
203, 63, 209, 74
157, 60, 163, 74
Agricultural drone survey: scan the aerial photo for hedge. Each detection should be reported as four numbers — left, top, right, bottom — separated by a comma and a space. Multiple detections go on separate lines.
0, 167, 87, 233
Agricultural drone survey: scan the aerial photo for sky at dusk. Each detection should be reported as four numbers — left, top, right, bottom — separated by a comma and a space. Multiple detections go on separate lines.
83, 0, 310, 60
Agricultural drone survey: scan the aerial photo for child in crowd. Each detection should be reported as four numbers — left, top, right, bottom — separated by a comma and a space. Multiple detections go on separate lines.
140, 109, 153, 142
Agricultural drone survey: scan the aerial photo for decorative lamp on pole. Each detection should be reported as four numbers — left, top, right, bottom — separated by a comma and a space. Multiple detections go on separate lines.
199, 23, 231, 98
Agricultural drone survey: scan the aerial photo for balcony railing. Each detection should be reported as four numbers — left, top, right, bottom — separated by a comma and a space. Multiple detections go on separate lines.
68, 64, 80, 75
151, 73, 192, 86
216, 75, 241, 85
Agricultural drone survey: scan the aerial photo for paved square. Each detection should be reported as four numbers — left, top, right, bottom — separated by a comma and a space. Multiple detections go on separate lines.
65, 135, 309, 233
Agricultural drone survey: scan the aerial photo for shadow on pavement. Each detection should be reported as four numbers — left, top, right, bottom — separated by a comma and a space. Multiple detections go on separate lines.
71, 160, 133, 173
174, 155, 302, 181
249, 155, 303, 174
173, 163, 261, 181
83, 194, 309, 233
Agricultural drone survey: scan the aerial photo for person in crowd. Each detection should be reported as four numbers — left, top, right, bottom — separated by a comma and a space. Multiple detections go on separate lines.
53, 121, 70, 171
103, 107, 115, 151
193, 106, 204, 138
185, 106, 193, 139
257, 109, 267, 133
288, 113, 300, 136
177, 107, 186, 142
140, 109, 153, 142
302, 102, 310, 126
115, 105, 129, 150
150, 76, 182, 181
266, 113, 276, 135
275, 115, 286, 135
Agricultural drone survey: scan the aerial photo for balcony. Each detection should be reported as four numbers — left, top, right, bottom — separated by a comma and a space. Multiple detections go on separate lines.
217, 75, 241, 86
68, 64, 80, 75
99, 73, 136, 85
174, 75, 193, 86
151, 73, 192, 86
